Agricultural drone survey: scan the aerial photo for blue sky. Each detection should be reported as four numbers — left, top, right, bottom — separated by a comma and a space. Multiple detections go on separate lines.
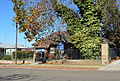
0, 0, 33, 47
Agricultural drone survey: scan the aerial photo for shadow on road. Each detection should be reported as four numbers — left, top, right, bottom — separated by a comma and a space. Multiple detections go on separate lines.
0, 74, 29, 81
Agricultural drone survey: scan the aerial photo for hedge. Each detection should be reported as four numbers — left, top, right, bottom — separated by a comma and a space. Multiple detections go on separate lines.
0, 55, 11, 60
13, 51, 34, 59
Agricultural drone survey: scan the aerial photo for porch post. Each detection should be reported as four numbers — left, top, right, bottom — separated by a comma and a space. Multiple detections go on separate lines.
33, 48, 36, 63
101, 43, 109, 65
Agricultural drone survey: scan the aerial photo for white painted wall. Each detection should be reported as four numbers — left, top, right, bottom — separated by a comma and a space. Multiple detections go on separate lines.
6, 49, 15, 55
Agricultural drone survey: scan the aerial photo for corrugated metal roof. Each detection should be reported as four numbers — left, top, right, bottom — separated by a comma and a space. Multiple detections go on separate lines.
0, 43, 27, 48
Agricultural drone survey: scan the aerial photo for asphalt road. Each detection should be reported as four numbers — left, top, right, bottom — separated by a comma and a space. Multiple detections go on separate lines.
0, 68, 120, 81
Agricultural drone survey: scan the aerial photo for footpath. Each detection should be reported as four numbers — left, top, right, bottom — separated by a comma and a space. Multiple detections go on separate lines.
0, 63, 101, 71
99, 60, 120, 71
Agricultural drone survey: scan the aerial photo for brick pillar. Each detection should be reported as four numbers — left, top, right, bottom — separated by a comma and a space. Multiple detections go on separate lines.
101, 43, 109, 65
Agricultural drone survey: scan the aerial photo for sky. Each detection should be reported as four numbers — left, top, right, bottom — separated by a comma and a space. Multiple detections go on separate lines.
0, 0, 34, 47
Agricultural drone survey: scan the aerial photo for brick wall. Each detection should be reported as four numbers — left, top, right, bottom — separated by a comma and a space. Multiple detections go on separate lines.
47, 60, 102, 65
0, 60, 32, 64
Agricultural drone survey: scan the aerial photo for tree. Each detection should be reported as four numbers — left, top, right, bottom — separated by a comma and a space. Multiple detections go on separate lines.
97, 0, 120, 48
51, 0, 102, 59
71, 0, 102, 59
12, 0, 56, 41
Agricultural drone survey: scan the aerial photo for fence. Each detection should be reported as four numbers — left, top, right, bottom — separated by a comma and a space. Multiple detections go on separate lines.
109, 48, 120, 60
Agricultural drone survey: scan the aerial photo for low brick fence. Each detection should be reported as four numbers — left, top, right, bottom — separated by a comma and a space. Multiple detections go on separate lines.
64, 60, 102, 65
47, 60, 102, 65
0, 60, 102, 65
0, 60, 33, 64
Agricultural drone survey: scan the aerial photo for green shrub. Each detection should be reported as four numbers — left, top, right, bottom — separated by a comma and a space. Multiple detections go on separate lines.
13, 51, 34, 59
0, 55, 4, 60
2, 55, 12, 60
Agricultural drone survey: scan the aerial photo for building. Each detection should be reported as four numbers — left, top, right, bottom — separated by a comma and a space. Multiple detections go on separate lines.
0, 43, 30, 55
32, 31, 81, 61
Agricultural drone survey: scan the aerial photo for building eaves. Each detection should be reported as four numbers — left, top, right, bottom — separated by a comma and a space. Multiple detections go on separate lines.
0, 43, 27, 48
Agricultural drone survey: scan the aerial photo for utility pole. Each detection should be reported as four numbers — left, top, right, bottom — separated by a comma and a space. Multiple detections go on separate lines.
15, 22, 18, 64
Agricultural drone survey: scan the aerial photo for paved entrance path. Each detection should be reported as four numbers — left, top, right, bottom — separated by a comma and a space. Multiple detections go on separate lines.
99, 60, 120, 71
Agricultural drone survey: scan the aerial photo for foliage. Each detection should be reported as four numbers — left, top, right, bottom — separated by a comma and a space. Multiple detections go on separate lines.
12, 0, 56, 41
51, 0, 102, 59
71, 0, 102, 59
0, 55, 12, 60
0, 55, 4, 60
13, 51, 34, 59
97, 0, 120, 47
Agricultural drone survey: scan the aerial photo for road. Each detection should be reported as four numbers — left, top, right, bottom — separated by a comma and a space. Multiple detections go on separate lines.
0, 68, 120, 81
